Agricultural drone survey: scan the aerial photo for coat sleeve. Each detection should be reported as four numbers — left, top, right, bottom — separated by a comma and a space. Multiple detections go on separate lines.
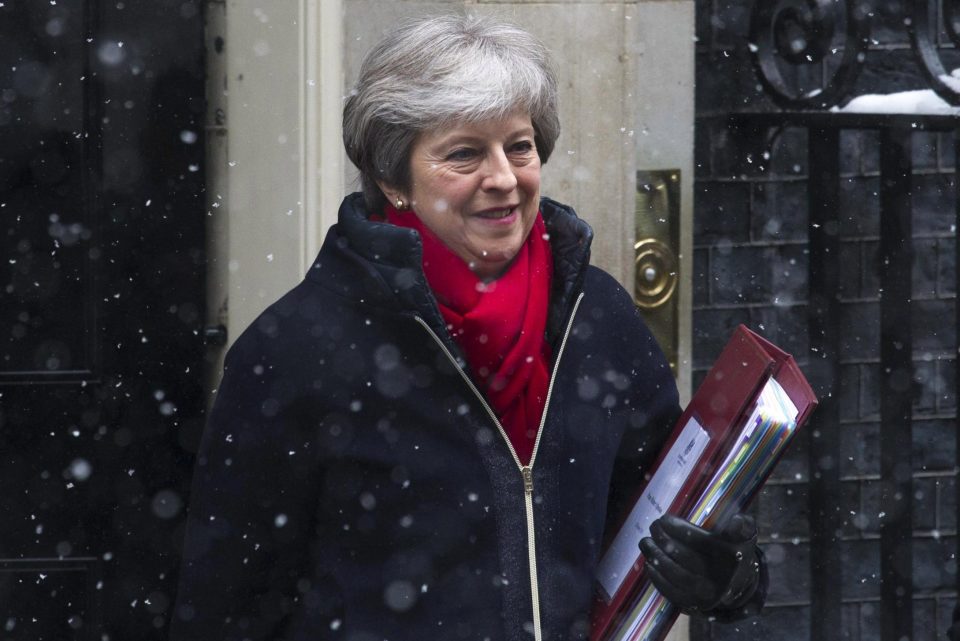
170, 335, 322, 641
603, 294, 682, 533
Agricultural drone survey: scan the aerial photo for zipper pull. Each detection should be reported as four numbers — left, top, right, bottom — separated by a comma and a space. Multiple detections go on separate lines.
522, 466, 533, 494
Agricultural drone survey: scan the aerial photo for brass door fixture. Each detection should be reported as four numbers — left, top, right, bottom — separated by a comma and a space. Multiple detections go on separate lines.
635, 170, 680, 373
634, 238, 678, 310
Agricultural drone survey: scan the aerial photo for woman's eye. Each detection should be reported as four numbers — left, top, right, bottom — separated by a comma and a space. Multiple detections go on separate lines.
510, 140, 535, 154
446, 148, 477, 162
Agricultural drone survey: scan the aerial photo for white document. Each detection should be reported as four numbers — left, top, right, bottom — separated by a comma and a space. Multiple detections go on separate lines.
595, 416, 710, 600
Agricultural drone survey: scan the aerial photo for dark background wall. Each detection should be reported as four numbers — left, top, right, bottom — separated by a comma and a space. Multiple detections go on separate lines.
693, 1, 958, 639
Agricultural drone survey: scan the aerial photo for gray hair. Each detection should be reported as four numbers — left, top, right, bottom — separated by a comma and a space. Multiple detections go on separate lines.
343, 14, 561, 212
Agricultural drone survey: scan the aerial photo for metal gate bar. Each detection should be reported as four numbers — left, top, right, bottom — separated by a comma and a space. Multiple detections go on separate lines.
878, 127, 915, 641
956, 129, 960, 633
807, 126, 844, 641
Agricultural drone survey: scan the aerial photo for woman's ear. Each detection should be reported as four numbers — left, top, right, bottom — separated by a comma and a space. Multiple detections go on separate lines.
376, 181, 407, 209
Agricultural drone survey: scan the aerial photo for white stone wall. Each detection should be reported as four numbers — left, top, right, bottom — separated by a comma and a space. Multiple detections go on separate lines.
207, 0, 343, 354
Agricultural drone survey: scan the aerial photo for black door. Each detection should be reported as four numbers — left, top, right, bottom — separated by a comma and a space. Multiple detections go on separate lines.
1, 2, 206, 638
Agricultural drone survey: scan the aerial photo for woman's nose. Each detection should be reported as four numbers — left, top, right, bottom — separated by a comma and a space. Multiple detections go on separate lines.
481, 150, 518, 191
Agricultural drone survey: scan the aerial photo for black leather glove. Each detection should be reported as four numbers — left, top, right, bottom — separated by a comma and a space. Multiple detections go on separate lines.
948, 603, 960, 641
639, 513, 762, 615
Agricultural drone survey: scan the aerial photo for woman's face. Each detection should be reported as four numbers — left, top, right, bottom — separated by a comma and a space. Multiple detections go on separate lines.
401, 113, 541, 280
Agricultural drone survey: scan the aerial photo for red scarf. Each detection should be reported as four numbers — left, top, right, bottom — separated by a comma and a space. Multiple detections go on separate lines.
385, 206, 553, 465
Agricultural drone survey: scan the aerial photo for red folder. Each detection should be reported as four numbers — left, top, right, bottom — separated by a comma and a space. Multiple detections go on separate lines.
590, 325, 818, 641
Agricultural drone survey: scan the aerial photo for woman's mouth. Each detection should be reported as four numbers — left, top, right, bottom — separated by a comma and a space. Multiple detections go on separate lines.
476, 207, 516, 220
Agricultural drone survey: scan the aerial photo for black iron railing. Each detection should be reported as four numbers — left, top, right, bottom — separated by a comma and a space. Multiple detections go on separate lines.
735, 2, 960, 640
751, 0, 960, 108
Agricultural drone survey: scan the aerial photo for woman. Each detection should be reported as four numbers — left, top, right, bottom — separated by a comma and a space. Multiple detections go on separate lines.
171, 15, 765, 641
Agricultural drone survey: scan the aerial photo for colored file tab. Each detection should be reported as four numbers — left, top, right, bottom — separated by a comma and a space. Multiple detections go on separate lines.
689, 377, 798, 528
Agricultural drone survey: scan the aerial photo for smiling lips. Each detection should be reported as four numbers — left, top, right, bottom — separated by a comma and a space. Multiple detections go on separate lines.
476, 206, 518, 220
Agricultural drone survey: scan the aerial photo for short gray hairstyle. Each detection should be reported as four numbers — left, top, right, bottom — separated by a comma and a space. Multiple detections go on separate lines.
343, 14, 561, 212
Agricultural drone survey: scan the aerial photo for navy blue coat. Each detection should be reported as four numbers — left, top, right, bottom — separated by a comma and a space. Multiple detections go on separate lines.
170, 194, 683, 640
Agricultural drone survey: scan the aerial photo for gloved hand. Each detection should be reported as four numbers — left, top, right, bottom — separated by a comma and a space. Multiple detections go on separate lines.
948, 603, 960, 641
639, 513, 761, 614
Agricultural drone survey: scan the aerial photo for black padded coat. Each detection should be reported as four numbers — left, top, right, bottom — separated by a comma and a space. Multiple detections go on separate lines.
170, 193, 685, 641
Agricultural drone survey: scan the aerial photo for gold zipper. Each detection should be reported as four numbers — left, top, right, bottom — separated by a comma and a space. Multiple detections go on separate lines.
414, 291, 584, 641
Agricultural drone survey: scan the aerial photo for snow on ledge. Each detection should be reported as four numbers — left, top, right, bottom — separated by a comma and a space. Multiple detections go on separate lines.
833, 88, 960, 115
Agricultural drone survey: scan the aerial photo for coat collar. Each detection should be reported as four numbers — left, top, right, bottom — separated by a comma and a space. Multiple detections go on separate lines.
306, 192, 594, 347
539, 196, 593, 342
